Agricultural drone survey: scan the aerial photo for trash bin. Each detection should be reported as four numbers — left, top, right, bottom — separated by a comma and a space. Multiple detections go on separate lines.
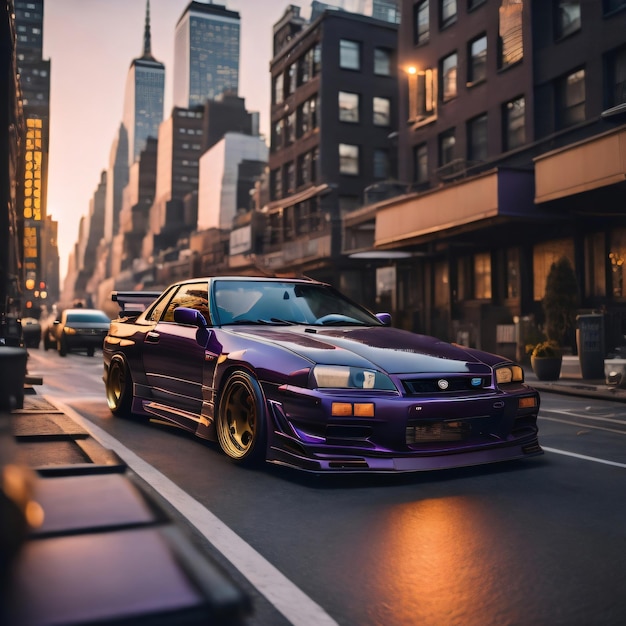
0, 346, 28, 411
576, 314, 605, 380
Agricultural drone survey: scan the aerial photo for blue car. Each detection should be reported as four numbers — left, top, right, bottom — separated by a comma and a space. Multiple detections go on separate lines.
103, 276, 541, 473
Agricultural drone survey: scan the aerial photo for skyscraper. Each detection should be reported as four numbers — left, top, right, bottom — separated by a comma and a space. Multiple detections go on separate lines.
123, 0, 165, 167
173, 1, 240, 108
14, 0, 58, 309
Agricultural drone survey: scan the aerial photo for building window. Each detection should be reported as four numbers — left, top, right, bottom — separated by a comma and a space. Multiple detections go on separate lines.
441, 52, 458, 101
374, 149, 390, 179
441, 0, 458, 28
413, 143, 428, 184
373, 97, 391, 126
585, 233, 606, 298
556, 68, 585, 129
286, 161, 296, 194
339, 143, 360, 175
605, 45, 626, 110
603, 0, 626, 15
272, 118, 284, 151
468, 35, 487, 85
339, 91, 360, 122
286, 63, 297, 95
467, 113, 488, 162
298, 50, 311, 85
286, 112, 296, 144
609, 229, 626, 298
439, 128, 456, 166
469, 0, 487, 8
474, 252, 492, 299
533, 240, 575, 300
408, 68, 436, 121
273, 73, 284, 104
340, 40, 361, 70
503, 95, 526, 150
312, 147, 319, 182
555, 1, 581, 39
506, 248, 520, 299
271, 167, 283, 200
414, 1, 430, 45
313, 43, 322, 75
297, 152, 312, 186
374, 48, 392, 76
498, 0, 524, 70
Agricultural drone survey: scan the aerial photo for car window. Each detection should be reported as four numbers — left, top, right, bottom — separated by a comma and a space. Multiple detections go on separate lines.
161, 282, 210, 323
65, 311, 110, 323
146, 285, 178, 322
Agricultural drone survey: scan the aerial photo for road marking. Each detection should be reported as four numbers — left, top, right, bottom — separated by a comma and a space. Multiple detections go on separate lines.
540, 415, 626, 436
543, 446, 626, 469
47, 397, 339, 626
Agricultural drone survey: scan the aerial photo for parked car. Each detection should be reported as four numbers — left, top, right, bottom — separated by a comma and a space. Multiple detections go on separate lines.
20, 317, 41, 348
103, 276, 542, 473
49, 308, 111, 356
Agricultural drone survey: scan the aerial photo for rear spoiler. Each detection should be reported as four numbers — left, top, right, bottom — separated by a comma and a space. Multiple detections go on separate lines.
111, 291, 162, 314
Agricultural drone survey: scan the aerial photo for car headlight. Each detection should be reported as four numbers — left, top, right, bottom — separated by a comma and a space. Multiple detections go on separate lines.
63, 327, 77, 335
312, 365, 396, 390
495, 365, 524, 384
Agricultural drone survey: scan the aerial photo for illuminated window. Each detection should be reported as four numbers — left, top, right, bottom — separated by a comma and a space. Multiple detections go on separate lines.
373, 97, 391, 126
339, 144, 359, 175
498, 0, 524, 69
339, 92, 360, 122
440, 52, 458, 101
533, 240, 574, 300
474, 252, 492, 299
609, 229, 626, 298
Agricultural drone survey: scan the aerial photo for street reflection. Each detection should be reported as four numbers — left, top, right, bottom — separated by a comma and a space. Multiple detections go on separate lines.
369, 496, 518, 626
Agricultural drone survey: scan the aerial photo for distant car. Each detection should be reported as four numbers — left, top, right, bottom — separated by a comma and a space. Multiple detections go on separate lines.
49, 308, 111, 356
103, 276, 542, 474
20, 317, 41, 348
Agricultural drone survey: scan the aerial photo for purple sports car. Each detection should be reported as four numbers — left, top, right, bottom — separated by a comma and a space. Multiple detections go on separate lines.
103, 276, 542, 473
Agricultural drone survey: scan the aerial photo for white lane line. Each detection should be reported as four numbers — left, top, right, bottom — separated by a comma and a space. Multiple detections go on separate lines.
540, 415, 626, 436
47, 397, 338, 626
543, 446, 626, 469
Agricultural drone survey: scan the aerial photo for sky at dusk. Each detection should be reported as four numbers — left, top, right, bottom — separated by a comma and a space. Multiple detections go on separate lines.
43, 0, 314, 280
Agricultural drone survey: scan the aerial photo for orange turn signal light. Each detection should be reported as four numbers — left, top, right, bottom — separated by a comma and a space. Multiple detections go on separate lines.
518, 397, 537, 409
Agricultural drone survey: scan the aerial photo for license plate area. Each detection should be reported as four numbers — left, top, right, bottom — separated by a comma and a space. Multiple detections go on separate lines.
406, 420, 470, 444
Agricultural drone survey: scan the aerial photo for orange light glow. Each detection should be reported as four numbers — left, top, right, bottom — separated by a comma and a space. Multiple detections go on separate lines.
331, 402, 352, 416
518, 396, 537, 409
353, 403, 374, 417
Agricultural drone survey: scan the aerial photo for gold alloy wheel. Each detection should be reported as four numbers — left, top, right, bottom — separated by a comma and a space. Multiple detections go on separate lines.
217, 371, 264, 462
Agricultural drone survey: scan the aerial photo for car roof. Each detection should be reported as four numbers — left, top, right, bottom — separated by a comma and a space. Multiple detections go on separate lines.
172, 276, 322, 287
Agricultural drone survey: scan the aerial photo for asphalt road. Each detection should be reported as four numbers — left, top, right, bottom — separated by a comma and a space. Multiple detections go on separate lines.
26, 347, 626, 626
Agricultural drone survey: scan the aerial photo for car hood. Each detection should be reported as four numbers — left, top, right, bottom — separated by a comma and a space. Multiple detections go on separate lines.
232, 325, 499, 375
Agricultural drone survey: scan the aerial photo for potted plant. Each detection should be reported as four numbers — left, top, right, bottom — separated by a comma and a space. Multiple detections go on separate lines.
526, 340, 563, 381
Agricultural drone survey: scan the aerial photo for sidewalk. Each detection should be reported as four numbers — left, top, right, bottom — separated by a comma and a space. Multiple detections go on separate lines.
525, 355, 626, 403
0, 389, 252, 626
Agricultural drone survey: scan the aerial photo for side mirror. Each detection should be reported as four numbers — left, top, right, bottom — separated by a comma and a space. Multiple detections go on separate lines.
376, 312, 392, 326
174, 307, 208, 327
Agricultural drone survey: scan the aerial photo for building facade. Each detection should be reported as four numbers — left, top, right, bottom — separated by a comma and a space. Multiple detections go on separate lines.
346, 0, 626, 354
260, 6, 398, 304
173, 1, 240, 108
14, 0, 58, 312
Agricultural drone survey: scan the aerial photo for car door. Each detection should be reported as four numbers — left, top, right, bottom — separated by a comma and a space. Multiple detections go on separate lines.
141, 282, 211, 427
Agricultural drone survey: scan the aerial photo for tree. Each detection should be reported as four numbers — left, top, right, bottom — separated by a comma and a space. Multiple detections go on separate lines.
543, 257, 578, 351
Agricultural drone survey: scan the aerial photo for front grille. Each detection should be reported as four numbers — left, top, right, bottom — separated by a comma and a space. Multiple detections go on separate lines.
403, 376, 489, 395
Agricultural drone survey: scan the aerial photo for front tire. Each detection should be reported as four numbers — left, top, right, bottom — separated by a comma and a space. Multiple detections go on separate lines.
58, 338, 67, 356
216, 371, 266, 464
106, 356, 133, 416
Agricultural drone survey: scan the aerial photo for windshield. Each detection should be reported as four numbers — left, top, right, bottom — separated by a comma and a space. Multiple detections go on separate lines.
65, 311, 110, 324
214, 280, 382, 326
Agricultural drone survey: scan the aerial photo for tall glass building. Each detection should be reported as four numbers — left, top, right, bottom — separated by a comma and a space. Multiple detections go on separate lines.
173, 1, 240, 108
123, 0, 165, 167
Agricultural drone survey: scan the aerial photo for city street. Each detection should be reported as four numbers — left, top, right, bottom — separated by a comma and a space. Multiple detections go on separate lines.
24, 347, 626, 626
